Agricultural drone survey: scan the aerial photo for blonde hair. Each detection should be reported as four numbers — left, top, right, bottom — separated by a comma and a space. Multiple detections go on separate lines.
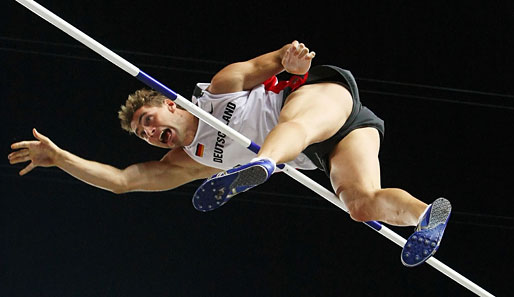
118, 89, 169, 132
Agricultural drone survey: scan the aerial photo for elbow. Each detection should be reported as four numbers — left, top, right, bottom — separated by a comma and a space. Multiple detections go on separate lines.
111, 187, 127, 195
110, 178, 130, 195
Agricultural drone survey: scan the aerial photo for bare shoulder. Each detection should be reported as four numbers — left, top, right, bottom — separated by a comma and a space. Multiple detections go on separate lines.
206, 62, 246, 94
161, 148, 220, 179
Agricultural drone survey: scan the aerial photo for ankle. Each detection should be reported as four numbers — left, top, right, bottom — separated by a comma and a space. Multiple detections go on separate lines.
417, 204, 431, 225
251, 156, 276, 167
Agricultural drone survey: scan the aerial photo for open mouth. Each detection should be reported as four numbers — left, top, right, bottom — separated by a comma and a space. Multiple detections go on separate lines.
159, 128, 172, 144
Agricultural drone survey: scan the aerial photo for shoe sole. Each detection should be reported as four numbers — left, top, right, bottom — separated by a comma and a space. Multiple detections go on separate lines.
401, 198, 451, 267
426, 198, 452, 229
193, 165, 269, 211
227, 165, 269, 198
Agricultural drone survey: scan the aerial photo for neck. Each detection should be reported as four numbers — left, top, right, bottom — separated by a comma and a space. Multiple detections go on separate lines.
183, 112, 199, 147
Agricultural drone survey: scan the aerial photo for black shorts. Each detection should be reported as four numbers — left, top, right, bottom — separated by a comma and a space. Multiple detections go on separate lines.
283, 65, 385, 174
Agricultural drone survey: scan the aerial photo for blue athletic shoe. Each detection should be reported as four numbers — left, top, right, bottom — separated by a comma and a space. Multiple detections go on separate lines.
192, 159, 275, 212
401, 197, 452, 267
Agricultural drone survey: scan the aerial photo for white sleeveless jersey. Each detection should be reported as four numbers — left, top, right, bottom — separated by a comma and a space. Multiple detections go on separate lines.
183, 83, 317, 171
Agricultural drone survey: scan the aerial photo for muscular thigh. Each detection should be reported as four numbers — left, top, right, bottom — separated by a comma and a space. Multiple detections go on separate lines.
329, 127, 381, 197
280, 82, 353, 144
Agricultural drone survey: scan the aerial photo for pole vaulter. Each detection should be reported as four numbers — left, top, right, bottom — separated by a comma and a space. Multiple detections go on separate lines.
13, 1, 494, 296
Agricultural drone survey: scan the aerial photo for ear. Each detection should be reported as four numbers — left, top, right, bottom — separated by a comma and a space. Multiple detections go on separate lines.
164, 99, 176, 112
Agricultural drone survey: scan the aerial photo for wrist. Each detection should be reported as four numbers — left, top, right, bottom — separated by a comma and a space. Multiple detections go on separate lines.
53, 147, 68, 167
278, 43, 292, 61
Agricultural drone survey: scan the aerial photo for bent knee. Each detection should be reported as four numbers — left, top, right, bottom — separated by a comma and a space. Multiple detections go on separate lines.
336, 187, 379, 222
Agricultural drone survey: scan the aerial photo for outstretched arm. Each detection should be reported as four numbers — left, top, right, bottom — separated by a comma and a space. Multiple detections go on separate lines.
8, 129, 217, 194
207, 40, 316, 94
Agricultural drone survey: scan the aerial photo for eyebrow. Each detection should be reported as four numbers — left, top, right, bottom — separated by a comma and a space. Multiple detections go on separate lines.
135, 111, 147, 137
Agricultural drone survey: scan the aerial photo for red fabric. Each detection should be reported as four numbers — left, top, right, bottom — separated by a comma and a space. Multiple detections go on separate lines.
262, 72, 309, 94
288, 72, 309, 92
262, 76, 278, 90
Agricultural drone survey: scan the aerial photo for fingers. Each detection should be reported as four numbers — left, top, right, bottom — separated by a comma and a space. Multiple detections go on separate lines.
9, 129, 48, 176
288, 40, 302, 55
19, 162, 35, 176
11, 140, 39, 150
33, 128, 47, 142
290, 41, 314, 59
7, 149, 35, 176
11, 128, 48, 150
283, 40, 315, 74
8, 149, 30, 164
291, 40, 299, 50
11, 128, 45, 150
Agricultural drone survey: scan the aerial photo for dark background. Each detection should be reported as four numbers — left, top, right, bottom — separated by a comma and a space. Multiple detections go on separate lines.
2, 1, 513, 296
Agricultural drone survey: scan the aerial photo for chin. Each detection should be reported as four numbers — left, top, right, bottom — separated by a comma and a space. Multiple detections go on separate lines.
151, 142, 169, 149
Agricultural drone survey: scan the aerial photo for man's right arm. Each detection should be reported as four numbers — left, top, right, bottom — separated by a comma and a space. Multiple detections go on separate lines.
9, 129, 217, 194
207, 40, 315, 95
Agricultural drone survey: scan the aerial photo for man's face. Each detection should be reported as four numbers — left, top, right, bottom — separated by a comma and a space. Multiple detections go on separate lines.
130, 99, 187, 149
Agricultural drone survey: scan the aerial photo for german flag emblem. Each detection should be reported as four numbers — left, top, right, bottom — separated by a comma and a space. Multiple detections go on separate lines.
195, 143, 205, 157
